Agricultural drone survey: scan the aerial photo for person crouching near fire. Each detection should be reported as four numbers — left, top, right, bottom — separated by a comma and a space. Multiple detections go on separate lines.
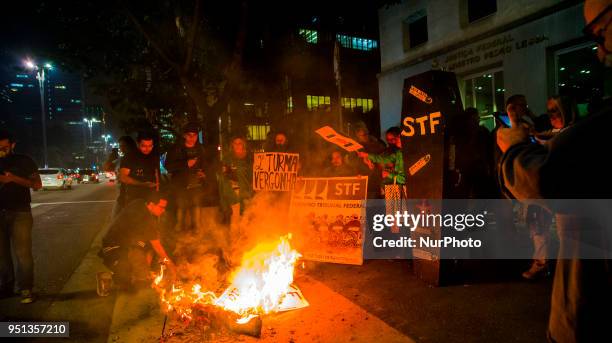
98, 192, 175, 290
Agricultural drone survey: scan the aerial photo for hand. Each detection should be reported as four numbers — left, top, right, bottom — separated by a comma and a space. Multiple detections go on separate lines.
0, 172, 14, 184
187, 158, 198, 168
143, 181, 157, 188
497, 109, 530, 153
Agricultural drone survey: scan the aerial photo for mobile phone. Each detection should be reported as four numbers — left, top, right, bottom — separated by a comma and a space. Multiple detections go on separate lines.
494, 112, 511, 128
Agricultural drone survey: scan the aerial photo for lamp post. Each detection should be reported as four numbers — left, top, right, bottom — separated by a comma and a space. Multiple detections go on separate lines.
25, 59, 53, 168
83, 118, 101, 144
101, 134, 111, 153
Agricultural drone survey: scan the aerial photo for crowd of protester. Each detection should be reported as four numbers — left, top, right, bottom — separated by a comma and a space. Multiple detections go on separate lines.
0, 1, 608, 341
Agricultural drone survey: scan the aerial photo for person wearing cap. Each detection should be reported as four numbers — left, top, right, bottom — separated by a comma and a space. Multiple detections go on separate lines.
165, 122, 219, 233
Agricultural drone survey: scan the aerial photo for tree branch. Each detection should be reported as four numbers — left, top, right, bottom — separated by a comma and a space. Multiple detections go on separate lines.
183, 0, 201, 73
122, 6, 180, 70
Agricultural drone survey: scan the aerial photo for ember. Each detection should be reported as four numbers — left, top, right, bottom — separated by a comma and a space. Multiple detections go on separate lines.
153, 234, 302, 325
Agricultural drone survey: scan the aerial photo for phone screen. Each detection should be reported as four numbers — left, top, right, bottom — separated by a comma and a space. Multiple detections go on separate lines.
495, 113, 512, 128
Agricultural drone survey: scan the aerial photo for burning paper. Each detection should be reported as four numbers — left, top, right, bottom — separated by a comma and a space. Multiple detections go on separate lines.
152, 235, 308, 324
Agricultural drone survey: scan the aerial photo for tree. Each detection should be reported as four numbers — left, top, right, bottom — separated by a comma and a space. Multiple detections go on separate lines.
35, 0, 249, 151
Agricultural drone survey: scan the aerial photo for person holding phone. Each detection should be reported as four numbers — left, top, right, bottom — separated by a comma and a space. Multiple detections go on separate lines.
496, 2, 612, 339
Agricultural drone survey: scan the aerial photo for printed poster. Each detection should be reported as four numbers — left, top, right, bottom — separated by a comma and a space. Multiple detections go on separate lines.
290, 176, 368, 265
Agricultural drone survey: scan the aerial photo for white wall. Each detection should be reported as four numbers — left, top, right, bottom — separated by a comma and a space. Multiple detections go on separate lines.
377, 1, 586, 132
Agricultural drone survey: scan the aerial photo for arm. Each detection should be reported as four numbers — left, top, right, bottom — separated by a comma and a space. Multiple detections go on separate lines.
149, 239, 176, 272
0, 172, 42, 190
119, 168, 155, 187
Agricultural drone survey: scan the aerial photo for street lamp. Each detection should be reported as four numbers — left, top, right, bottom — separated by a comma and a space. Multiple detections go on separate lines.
101, 134, 111, 153
83, 117, 101, 144
25, 59, 53, 168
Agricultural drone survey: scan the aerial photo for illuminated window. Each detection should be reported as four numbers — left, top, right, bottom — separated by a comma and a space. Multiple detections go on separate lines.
10, 83, 24, 87
341, 97, 374, 112
462, 69, 504, 131
70, 99, 81, 103
54, 85, 66, 89
299, 29, 318, 44
16, 74, 28, 78
287, 96, 294, 113
306, 95, 331, 111
56, 107, 63, 112
247, 125, 270, 141
336, 34, 378, 51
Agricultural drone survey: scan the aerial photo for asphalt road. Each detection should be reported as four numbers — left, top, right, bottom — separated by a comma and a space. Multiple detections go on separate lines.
0, 181, 118, 337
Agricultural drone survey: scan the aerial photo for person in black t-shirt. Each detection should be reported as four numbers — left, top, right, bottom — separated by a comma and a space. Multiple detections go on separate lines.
119, 132, 159, 205
165, 122, 220, 232
0, 130, 42, 304
98, 193, 175, 288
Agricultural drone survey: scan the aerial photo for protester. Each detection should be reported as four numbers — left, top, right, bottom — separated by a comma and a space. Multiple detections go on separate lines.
104, 136, 137, 218
165, 122, 219, 232
219, 136, 253, 234
450, 107, 495, 198
497, 1, 612, 340
0, 129, 42, 304
354, 126, 386, 199
534, 96, 578, 143
98, 192, 175, 289
323, 150, 353, 177
265, 131, 292, 153
357, 127, 405, 187
119, 131, 159, 205
522, 96, 577, 280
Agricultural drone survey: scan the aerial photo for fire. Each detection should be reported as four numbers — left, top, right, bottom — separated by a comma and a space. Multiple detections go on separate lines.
153, 234, 301, 323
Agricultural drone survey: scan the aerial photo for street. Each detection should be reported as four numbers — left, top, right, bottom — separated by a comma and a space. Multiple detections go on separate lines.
0, 181, 118, 342
0, 180, 553, 343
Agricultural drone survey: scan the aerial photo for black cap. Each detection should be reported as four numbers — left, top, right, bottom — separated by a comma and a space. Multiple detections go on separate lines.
182, 122, 200, 134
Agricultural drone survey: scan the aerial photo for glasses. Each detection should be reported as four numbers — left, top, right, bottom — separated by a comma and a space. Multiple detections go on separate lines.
583, 4, 612, 45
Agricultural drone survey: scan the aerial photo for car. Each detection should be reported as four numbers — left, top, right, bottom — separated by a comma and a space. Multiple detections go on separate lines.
81, 169, 99, 183
39, 168, 73, 190
106, 171, 117, 182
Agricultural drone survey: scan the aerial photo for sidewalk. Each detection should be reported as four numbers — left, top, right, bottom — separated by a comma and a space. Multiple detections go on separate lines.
106, 259, 551, 343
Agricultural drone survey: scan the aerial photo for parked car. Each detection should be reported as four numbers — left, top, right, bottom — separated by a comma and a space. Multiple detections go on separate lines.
39, 168, 73, 190
106, 171, 117, 182
81, 169, 99, 183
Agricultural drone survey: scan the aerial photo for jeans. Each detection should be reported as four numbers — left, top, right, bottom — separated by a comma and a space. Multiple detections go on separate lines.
0, 210, 34, 292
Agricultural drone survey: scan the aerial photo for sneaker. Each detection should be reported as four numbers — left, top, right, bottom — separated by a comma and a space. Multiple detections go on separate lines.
20, 290, 34, 304
522, 262, 547, 280
96, 271, 113, 297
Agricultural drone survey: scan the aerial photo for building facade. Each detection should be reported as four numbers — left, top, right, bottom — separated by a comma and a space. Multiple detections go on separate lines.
378, 0, 610, 131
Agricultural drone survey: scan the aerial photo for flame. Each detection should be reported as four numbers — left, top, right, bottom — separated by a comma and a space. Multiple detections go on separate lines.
152, 234, 301, 323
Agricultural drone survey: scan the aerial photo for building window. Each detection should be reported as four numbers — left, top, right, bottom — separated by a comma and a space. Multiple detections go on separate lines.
403, 9, 428, 51
554, 42, 609, 117
16, 74, 29, 78
70, 99, 81, 103
247, 125, 270, 141
341, 97, 374, 112
462, 70, 504, 131
287, 96, 294, 113
467, 0, 497, 23
307, 95, 331, 111
336, 34, 378, 51
299, 29, 318, 44
54, 85, 66, 89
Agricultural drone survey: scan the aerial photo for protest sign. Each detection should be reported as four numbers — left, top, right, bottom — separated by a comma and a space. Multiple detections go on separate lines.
290, 176, 368, 265
315, 126, 363, 152
253, 152, 299, 191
